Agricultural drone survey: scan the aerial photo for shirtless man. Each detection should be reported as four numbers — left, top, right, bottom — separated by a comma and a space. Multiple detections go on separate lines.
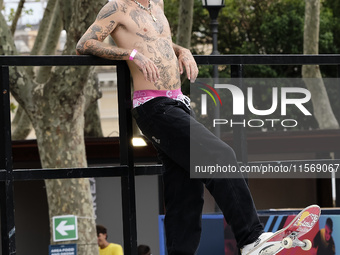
76, 1, 269, 254
76, 0, 198, 91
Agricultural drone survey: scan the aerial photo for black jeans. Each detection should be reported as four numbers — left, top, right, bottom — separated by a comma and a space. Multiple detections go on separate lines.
132, 97, 263, 255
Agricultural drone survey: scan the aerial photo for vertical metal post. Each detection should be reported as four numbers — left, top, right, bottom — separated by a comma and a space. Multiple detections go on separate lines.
335, 65, 340, 207
116, 63, 137, 254
230, 65, 248, 164
206, 6, 223, 138
0, 66, 16, 255
335, 151, 340, 207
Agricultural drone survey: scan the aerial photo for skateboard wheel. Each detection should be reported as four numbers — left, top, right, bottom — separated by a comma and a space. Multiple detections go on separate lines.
302, 239, 312, 251
282, 237, 293, 249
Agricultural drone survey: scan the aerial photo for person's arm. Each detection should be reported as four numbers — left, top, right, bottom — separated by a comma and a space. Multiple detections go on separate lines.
76, 1, 128, 60
76, 1, 159, 82
172, 43, 199, 83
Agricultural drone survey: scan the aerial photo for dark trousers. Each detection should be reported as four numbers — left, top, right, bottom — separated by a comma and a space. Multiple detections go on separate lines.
132, 97, 263, 255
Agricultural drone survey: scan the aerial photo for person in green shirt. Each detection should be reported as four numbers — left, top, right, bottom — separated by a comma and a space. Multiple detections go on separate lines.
97, 225, 124, 255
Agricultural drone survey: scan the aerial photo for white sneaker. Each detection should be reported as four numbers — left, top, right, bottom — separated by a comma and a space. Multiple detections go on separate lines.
241, 232, 274, 255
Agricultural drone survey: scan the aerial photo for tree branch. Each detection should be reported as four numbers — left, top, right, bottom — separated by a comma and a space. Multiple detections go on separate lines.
35, 0, 63, 84
0, 12, 34, 109
10, 0, 25, 35
26, 0, 59, 79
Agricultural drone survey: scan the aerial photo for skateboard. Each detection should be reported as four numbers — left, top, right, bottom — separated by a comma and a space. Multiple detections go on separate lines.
249, 204, 321, 255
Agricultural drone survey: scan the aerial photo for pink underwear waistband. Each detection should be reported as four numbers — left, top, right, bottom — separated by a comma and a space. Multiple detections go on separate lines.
133, 88, 182, 99
133, 88, 183, 108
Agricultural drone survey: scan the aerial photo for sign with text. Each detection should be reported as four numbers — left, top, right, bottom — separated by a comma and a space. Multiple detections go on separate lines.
52, 215, 78, 242
49, 244, 77, 255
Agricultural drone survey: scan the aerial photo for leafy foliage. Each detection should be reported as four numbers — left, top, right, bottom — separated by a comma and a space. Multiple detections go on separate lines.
3, 6, 33, 24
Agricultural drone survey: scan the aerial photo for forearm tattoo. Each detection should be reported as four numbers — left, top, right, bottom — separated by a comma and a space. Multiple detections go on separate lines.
78, 21, 128, 59
85, 41, 129, 60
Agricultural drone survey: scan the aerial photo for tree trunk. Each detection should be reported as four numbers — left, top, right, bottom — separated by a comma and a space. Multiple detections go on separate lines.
39, 0, 106, 251
1, 0, 106, 252
176, 0, 194, 48
176, 0, 194, 84
11, 0, 61, 140
302, 0, 339, 129
32, 71, 97, 253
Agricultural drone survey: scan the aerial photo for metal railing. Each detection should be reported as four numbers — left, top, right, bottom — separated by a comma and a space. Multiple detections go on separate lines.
1, 54, 340, 255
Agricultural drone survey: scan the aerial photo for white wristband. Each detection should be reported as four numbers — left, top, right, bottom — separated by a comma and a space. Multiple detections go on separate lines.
129, 49, 137, 60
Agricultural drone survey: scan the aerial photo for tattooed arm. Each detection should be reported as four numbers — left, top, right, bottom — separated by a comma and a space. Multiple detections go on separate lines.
172, 43, 198, 83
76, 1, 159, 82
76, 1, 129, 60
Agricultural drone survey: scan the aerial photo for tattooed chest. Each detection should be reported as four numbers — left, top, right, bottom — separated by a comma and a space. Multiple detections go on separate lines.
128, 7, 170, 35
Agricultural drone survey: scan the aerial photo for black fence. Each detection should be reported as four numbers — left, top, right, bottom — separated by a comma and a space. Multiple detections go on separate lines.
1, 54, 340, 255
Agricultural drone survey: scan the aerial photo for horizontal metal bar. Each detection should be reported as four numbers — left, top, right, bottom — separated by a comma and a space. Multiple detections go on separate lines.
2, 159, 339, 181
0, 165, 164, 181
134, 165, 163, 176
1, 54, 340, 67
194, 54, 340, 65
0, 166, 128, 180
0, 55, 122, 66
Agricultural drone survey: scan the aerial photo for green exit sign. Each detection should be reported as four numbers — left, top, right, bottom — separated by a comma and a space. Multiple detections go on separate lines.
52, 215, 78, 242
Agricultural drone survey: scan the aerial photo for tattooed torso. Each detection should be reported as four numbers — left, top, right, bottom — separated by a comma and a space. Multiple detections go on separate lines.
79, 0, 181, 91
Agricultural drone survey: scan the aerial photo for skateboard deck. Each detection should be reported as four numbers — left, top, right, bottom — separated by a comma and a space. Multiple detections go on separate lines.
249, 204, 321, 255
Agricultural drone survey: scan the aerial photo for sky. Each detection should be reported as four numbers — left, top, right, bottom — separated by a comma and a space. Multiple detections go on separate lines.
2, 0, 46, 25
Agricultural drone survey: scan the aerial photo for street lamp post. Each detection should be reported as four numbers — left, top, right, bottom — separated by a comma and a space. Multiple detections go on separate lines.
202, 0, 225, 137
201, 0, 225, 56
